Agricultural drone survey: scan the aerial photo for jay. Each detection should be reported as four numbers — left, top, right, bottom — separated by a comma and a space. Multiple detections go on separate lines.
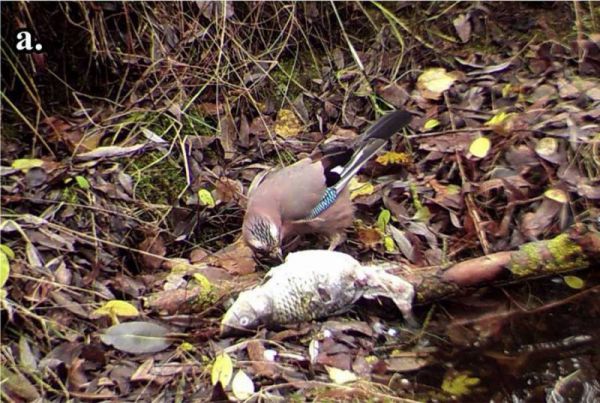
242, 110, 412, 256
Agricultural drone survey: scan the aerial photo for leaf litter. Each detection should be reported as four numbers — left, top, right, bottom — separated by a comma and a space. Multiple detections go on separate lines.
1, 2, 599, 401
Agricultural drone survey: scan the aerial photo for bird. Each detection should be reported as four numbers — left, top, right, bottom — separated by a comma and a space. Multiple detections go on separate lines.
242, 109, 412, 257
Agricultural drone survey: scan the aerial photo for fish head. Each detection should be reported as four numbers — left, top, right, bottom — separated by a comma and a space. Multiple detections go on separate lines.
220, 289, 271, 336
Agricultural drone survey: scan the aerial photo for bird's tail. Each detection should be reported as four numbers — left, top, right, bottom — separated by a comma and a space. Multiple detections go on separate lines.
333, 109, 412, 193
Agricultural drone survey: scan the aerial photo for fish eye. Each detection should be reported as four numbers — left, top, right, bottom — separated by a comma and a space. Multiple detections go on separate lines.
240, 317, 250, 327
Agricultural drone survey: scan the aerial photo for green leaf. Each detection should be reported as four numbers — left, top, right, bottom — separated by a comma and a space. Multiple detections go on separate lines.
197, 189, 216, 208
75, 175, 90, 190
563, 275, 584, 289
11, 158, 44, 172
0, 251, 10, 289
0, 244, 15, 260
211, 352, 233, 387
376, 209, 391, 232
423, 118, 440, 130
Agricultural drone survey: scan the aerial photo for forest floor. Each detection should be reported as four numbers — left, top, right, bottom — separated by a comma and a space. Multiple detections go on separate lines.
1, 2, 599, 401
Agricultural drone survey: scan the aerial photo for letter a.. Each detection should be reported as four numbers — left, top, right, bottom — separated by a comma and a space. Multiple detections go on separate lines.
16, 31, 33, 51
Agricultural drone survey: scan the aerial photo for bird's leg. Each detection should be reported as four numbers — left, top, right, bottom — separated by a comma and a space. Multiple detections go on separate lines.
327, 232, 347, 250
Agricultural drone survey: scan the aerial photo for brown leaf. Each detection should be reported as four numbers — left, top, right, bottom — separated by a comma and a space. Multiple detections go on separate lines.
249, 115, 274, 137
219, 113, 237, 160
356, 227, 382, 250
138, 233, 167, 271
197, 102, 224, 116
205, 240, 256, 275
214, 177, 243, 204
375, 83, 410, 108
520, 198, 562, 239
247, 340, 277, 378
453, 14, 471, 43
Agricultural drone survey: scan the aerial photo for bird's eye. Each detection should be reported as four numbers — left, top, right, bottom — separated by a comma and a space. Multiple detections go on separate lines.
240, 317, 250, 327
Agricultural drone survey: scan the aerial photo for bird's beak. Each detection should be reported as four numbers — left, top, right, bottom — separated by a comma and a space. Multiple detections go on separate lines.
271, 247, 283, 261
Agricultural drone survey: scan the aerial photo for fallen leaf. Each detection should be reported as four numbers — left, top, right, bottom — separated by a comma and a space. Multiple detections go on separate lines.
423, 118, 440, 131
75, 144, 147, 161
376, 209, 391, 232
376, 151, 412, 166
11, 158, 45, 172
274, 109, 302, 138
75, 175, 90, 190
231, 370, 255, 400
544, 188, 568, 204
211, 352, 233, 387
0, 250, 9, 288
469, 137, 491, 158
442, 372, 480, 396
92, 300, 139, 319
417, 68, 459, 100
100, 321, 171, 354
356, 226, 382, 250
349, 177, 375, 200
563, 275, 584, 289
453, 14, 471, 43
198, 189, 216, 208
326, 366, 358, 384
138, 233, 167, 271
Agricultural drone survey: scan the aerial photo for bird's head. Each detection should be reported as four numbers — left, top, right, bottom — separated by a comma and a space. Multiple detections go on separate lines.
242, 214, 282, 258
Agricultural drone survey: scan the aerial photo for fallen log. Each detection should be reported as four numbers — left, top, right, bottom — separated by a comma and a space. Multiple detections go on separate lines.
397, 223, 599, 304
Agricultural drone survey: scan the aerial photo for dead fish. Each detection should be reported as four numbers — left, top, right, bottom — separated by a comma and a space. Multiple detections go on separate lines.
220, 250, 416, 335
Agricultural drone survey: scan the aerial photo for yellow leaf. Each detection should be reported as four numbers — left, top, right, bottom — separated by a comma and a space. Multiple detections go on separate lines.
192, 273, 212, 292
211, 352, 233, 387
442, 372, 480, 396
93, 300, 139, 318
11, 159, 44, 172
0, 244, 15, 260
197, 189, 216, 208
375, 151, 411, 166
485, 111, 512, 127
423, 118, 440, 131
417, 68, 458, 98
179, 342, 195, 352
0, 251, 10, 289
544, 188, 568, 204
326, 366, 358, 384
535, 137, 558, 157
383, 235, 396, 252
469, 136, 491, 158
348, 177, 375, 200
231, 370, 255, 400
502, 84, 513, 98
563, 275, 584, 289
274, 109, 302, 138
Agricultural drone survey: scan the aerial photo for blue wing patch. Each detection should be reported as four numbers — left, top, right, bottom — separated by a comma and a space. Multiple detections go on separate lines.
306, 187, 338, 219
